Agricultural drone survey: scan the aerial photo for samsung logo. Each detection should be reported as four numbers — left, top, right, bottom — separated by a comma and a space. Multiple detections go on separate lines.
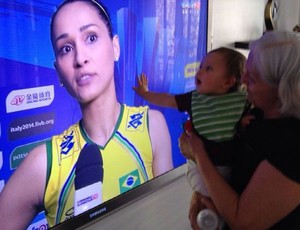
89, 206, 107, 219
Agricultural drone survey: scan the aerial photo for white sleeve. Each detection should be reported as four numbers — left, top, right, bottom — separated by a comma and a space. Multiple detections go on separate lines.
186, 159, 210, 196
186, 160, 232, 197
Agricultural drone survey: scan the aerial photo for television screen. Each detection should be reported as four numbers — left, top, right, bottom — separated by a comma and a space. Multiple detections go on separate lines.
0, 0, 209, 229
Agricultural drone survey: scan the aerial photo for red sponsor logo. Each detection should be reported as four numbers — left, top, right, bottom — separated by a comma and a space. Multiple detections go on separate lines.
92, 194, 99, 200
11, 95, 25, 106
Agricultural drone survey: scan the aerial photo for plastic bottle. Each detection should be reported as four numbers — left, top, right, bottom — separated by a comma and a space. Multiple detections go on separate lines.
197, 209, 219, 230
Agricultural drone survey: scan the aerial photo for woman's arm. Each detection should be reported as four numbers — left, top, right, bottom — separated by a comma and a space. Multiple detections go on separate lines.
148, 109, 173, 176
179, 132, 300, 230
0, 144, 47, 230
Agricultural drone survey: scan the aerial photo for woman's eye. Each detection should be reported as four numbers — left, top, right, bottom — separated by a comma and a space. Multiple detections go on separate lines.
59, 45, 72, 55
87, 34, 97, 43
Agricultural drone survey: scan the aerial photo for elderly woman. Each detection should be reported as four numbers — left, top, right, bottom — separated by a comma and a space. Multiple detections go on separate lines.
179, 31, 300, 230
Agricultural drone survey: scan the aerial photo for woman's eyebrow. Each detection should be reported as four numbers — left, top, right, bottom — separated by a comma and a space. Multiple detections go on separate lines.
80, 23, 99, 32
54, 24, 99, 45
54, 33, 68, 46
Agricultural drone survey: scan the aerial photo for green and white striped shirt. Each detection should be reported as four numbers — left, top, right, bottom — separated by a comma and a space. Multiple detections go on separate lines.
191, 90, 247, 142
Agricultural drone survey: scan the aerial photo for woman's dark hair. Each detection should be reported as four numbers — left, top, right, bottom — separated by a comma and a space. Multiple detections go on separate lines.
209, 47, 246, 92
50, 0, 113, 45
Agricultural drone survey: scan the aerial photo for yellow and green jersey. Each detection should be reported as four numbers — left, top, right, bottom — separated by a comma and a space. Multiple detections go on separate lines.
44, 105, 153, 227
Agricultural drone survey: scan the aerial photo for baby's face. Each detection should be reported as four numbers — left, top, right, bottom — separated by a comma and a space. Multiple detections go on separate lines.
195, 52, 231, 95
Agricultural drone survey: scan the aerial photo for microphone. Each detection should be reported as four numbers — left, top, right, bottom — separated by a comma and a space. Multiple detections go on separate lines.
74, 143, 103, 216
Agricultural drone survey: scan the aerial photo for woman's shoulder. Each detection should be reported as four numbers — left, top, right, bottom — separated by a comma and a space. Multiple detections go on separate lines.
50, 122, 81, 140
122, 104, 149, 112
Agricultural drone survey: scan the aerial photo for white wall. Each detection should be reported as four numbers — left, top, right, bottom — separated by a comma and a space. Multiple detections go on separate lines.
209, 0, 300, 56
276, 0, 300, 31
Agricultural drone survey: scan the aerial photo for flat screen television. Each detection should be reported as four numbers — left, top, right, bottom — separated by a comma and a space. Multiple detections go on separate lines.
0, 0, 210, 229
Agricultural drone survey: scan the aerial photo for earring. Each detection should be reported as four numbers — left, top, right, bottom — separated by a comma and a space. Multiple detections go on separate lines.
60, 81, 64, 87
115, 57, 119, 61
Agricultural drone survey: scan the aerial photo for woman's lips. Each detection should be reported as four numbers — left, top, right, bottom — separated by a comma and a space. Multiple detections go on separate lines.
77, 74, 93, 85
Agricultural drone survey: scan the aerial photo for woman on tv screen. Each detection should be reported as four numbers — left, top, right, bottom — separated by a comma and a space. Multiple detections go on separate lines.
0, 1, 173, 229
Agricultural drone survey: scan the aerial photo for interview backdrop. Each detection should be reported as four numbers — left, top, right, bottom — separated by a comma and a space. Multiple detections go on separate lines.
0, 0, 208, 229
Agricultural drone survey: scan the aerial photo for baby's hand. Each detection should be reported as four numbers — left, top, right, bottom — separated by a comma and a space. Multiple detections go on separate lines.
184, 119, 193, 133
132, 73, 149, 97
178, 132, 193, 160
240, 114, 255, 128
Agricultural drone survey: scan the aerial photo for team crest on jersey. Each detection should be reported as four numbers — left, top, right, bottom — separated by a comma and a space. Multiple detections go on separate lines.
60, 130, 75, 155
119, 169, 141, 193
126, 111, 144, 132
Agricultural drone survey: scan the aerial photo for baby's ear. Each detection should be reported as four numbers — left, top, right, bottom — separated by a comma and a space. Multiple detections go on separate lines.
223, 76, 236, 90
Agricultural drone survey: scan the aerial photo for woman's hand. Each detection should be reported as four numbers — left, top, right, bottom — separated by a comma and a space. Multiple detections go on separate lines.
189, 192, 220, 230
189, 191, 204, 230
178, 131, 205, 162
133, 73, 149, 97
189, 192, 219, 230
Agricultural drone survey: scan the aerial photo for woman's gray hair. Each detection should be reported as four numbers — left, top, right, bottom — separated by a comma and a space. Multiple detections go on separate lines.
249, 31, 300, 118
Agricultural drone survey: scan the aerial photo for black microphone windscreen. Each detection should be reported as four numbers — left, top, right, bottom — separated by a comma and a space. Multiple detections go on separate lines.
75, 143, 103, 190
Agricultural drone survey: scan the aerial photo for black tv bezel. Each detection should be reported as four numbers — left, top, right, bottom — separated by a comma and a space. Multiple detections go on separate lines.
50, 164, 186, 230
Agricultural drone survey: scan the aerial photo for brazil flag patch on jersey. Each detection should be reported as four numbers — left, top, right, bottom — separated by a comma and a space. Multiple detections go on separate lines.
119, 169, 141, 193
